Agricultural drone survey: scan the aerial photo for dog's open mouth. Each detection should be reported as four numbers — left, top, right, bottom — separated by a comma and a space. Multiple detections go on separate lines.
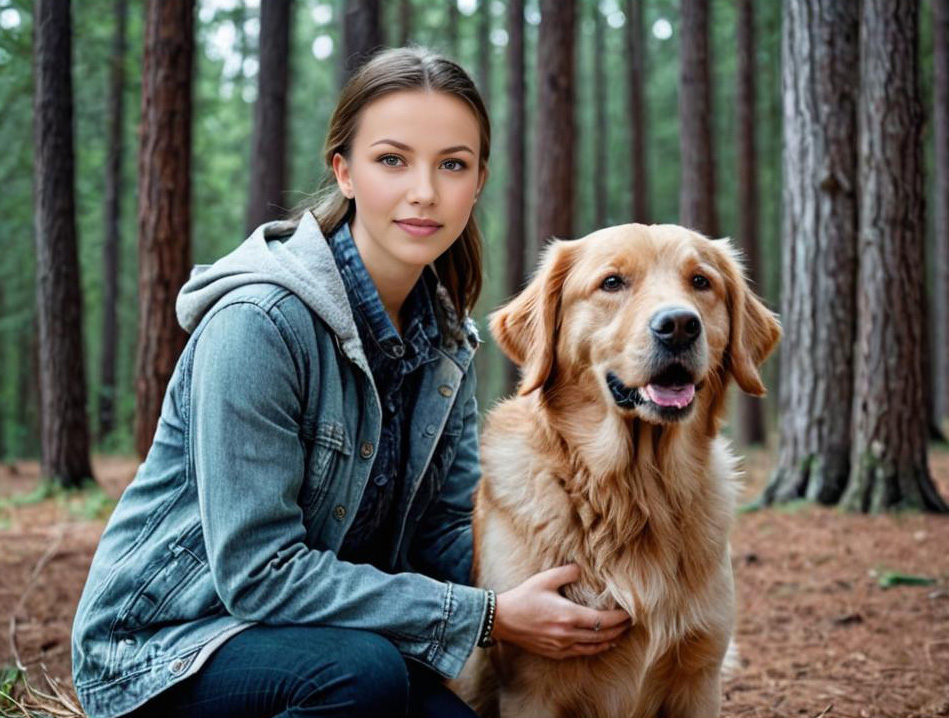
607, 364, 698, 414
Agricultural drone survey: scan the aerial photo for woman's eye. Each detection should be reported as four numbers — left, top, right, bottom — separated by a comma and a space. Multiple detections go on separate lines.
692, 274, 711, 290
379, 155, 404, 168
600, 275, 625, 292
441, 159, 467, 171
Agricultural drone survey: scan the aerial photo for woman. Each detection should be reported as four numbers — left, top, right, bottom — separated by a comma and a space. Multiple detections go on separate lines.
71, 47, 629, 718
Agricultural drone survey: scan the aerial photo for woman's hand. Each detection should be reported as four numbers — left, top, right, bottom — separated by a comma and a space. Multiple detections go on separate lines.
492, 564, 632, 659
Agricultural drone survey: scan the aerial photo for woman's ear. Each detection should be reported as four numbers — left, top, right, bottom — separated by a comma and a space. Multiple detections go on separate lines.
332, 153, 354, 199
489, 240, 575, 396
715, 239, 782, 396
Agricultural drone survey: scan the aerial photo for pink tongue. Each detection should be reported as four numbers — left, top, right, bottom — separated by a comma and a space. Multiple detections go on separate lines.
644, 383, 695, 409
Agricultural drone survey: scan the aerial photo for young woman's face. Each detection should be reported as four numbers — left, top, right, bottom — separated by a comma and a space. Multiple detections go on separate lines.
333, 90, 485, 273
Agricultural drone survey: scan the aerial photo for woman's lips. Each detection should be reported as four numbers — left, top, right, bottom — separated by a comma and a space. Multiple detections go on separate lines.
395, 220, 442, 237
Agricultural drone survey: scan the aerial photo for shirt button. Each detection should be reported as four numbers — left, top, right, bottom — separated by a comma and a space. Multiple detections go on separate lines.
393, 345, 405, 358
424, 424, 436, 437
333, 505, 347, 520
438, 385, 453, 397
360, 441, 374, 459
169, 659, 186, 674
373, 474, 389, 486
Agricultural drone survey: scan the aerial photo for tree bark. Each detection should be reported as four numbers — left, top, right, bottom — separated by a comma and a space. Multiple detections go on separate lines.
842, 0, 947, 513
100, 0, 127, 442
734, 0, 765, 446
135, 0, 194, 458
341, 0, 382, 85
447, 0, 459, 58
677, 0, 718, 237
245, 0, 292, 235
399, 0, 412, 46
503, 0, 526, 394
534, 0, 576, 248
593, 1, 607, 227
626, 0, 649, 223
33, 0, 92, 486
934, 0, 949, 434
762, 0, 859, 506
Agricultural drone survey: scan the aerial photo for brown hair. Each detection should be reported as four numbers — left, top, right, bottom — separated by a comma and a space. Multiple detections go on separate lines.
309, 46, 490, 318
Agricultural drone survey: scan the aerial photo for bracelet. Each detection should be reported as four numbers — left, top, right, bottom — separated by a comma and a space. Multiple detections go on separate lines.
477, 589, 497, 648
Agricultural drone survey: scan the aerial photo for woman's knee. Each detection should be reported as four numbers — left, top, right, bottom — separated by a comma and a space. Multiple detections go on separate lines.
295, 629, 409, 716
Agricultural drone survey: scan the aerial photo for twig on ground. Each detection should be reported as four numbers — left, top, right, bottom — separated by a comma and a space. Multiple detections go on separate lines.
812, 704, 834, 718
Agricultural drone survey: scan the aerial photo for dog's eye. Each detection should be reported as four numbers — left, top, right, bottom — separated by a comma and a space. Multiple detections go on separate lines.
600, 275, 625, 292
692, 274, 711, 291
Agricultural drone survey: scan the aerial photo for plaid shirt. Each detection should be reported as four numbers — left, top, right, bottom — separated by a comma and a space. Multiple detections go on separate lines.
329, 222, 440, 567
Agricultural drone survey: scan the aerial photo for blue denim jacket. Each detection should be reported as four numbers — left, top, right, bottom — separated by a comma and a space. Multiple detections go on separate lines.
71, 212, 488, 718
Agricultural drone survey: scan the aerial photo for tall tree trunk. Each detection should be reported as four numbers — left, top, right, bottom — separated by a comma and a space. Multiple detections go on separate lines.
503, 0, 526, 394
135, 0, 194, 458
341, 0, 382, 85
100, 0, 127, 442
842, 0, 947, 513
677, 0, 718, 237
399, 0, 412, 46
447, 0, 459, 58
477, 0, 491, 107
626, 0, 649, 223
934, 0, 949, 434
245, 0, 292, 235
534, 0, 576, 248
764, 0, 859, 506
734, 0, 765, 446
33, 0, 92, 486
593, 1, 607, 227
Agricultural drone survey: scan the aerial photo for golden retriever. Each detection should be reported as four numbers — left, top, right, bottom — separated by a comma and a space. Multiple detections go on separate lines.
454, 223, 781, 717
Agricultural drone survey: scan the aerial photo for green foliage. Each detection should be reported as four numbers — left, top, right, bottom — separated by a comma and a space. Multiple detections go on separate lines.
877, 570, 937, 589
0, 479, 115, 522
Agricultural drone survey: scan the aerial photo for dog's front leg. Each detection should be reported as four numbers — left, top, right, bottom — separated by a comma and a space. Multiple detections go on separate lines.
658, 668, 721, 718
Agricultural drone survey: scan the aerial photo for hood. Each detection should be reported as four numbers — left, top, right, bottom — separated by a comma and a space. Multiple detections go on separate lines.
176, 211, 478, 363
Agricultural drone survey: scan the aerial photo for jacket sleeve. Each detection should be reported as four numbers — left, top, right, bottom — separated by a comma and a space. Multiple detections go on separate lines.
408, 362, 481, 586
189, 301, 487, 678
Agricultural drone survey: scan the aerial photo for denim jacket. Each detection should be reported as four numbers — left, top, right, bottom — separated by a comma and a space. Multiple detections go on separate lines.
71, 212, 489, 718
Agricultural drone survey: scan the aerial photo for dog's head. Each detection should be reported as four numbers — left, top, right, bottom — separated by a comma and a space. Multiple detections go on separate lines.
490, 224, 781, 425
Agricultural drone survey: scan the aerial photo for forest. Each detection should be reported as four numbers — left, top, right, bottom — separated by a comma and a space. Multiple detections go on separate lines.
0, 0, 948, 716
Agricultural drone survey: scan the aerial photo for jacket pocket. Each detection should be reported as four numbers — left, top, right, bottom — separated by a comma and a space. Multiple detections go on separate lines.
117, 521, 210, 632
300, 421, 351, 520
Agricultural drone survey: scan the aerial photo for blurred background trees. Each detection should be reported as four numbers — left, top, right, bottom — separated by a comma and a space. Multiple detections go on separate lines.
1, 0, 945, 511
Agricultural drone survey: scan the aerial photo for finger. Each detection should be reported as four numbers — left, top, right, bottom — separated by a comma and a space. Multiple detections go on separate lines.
535, 564, 580, 590
574, 607, 631, 630
560, 642, 617, 659
568, 624, 629, 645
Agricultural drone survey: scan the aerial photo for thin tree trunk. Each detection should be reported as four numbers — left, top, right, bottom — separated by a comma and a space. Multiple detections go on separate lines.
534, 0, 576, 248
135, 0, 194, 458
678, 0, 718, 237
503, 0, 526, 395
734, 0, 765, 446
245, 0, 292, 235
934, 0, 949, 434
477, 0, 491, 107
843, 0, 947, 513
33, 0, 92, 486
626, 0, 649, 223
763, 0, 859, 506
341, 0, 382, 85
593, 1, 607, 227
100, 0, 127, 442
399, 0, 412, 46
447, 0, 459, 58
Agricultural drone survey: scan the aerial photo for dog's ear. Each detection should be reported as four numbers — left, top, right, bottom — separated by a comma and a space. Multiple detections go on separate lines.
489, 240, 575, 395
715, 240, 782, 396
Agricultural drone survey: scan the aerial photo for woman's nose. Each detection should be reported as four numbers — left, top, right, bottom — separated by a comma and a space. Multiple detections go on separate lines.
407, 170, 437, 205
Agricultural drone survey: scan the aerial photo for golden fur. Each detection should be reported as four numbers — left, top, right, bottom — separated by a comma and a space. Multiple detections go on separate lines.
452, 224, 781, 718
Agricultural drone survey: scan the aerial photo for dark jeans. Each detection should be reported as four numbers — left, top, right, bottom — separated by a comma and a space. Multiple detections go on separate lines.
129, 625, 477, 718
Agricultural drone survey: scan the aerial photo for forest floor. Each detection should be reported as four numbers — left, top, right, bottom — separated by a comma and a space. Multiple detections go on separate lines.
0, 449, 948, 717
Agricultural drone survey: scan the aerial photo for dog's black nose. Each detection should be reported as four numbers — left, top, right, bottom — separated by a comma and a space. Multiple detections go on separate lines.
650, 308, 702, 351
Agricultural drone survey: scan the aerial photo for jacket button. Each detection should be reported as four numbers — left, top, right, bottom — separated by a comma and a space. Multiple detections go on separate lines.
424, 424, 436, 437
169, 659, 186, 674
438, 385, 453, 397
333, 505, 347, 520
360, 441, 374, 459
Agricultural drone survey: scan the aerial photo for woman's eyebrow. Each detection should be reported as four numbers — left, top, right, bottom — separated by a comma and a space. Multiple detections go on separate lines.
369, 139, 475, 155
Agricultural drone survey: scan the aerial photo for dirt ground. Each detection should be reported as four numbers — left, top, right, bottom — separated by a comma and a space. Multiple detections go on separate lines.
1, 449, 948, 718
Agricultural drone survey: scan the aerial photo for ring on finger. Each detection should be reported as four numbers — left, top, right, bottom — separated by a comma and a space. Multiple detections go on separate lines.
593, 619, 602, 632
